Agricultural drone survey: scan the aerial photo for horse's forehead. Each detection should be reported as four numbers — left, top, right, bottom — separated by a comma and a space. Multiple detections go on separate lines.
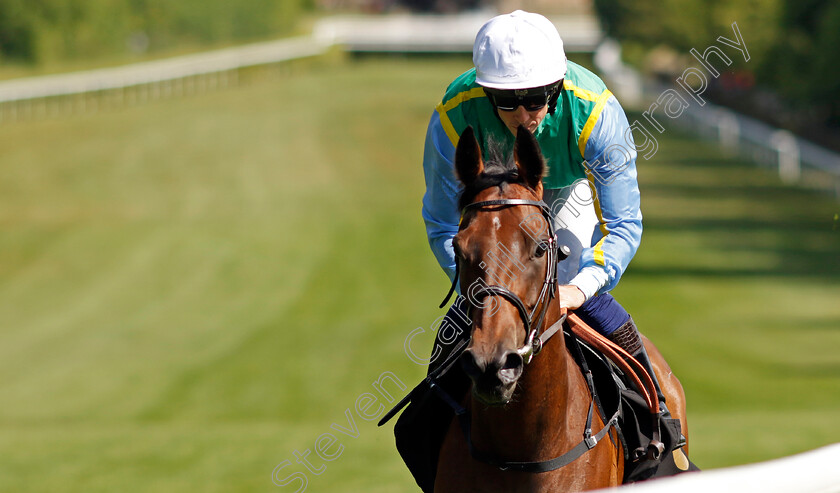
462, 186, 533, 247
471, 185, 535, 225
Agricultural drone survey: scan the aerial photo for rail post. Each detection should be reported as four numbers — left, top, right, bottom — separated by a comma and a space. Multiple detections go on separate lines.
771, 130, 800, 184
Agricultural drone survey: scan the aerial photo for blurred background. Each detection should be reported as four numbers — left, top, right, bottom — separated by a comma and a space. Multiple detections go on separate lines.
0, 0, 838, 492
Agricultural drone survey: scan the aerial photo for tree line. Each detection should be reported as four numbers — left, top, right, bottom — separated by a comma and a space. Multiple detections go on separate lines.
0, 0, 314, 64
594, 0, 840, 136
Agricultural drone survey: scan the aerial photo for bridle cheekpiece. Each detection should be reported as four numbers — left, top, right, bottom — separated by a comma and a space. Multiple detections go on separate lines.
440, 198, 568, 364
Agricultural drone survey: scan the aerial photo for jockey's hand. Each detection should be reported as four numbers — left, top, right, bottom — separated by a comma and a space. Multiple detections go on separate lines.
556, 285, 586, 310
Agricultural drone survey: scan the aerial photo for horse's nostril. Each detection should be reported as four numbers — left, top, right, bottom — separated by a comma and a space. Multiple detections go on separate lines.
462, 349, 522, 386
497, 351, 523, 384
460, 349, 484, 380
502, 351, 524, 370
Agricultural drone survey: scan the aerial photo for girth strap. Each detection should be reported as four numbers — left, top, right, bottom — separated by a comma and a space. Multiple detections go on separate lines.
442, 397, 619, 473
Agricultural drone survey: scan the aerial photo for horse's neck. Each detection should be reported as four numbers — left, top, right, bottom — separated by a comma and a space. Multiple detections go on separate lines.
469, 328, 590, 459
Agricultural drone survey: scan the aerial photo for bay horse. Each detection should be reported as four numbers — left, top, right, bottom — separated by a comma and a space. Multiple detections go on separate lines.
434, 126, 689, 492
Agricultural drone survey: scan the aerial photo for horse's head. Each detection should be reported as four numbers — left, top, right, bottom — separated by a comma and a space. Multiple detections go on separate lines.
453, 125, 557, 406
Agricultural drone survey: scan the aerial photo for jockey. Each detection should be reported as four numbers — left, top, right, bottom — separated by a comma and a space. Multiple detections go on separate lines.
421, 10, 670, 418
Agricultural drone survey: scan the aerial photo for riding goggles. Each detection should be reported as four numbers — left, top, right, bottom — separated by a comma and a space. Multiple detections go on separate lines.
483, 81, 562, 112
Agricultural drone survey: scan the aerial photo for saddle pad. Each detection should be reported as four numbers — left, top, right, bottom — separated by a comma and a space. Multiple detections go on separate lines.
565, 331, 700, 480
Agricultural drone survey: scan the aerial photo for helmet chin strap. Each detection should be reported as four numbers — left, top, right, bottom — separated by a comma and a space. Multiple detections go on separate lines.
547, 80, 563, 115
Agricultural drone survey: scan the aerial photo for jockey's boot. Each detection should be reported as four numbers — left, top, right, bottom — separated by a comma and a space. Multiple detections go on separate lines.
607, 318, 686, 451
607, 317, 671, 419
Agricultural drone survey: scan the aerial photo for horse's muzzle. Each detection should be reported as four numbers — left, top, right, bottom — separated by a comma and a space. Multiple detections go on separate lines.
460, 348, 524, 405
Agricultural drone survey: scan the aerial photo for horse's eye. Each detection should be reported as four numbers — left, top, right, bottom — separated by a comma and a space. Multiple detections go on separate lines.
534, 242, 547, 258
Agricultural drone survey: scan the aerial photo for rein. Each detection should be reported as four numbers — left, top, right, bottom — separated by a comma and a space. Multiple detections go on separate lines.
433, 312, 622, 474
436, 197, 621, 472
379, 195, 661, 471
439, 197, 659, 415
439, 198, 564, 364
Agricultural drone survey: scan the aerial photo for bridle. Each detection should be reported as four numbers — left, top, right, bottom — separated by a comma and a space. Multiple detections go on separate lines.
382, 187, 655, 468
434, 196, 622, 473
439, 198, 568, 364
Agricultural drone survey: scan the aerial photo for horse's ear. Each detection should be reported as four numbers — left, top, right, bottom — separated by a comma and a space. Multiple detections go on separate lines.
455, 126, 484, 187
514, 125, 546, 191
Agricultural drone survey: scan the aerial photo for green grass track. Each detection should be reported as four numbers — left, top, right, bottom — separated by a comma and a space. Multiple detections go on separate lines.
0, 56, 838, 492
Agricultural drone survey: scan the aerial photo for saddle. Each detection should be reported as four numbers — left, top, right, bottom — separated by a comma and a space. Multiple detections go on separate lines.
564, 324, 697, 481
382, 316, 697, 492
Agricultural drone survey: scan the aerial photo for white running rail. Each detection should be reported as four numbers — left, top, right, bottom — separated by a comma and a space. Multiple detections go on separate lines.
0, 36, 327, 104
595, 443, 840, 493
594, 40, 840, 197
0, 11, 600, 109
1, 12, 837, 197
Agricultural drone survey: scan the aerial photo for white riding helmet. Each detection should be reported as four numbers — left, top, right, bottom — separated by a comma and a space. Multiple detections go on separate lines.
473, 10, 567, 90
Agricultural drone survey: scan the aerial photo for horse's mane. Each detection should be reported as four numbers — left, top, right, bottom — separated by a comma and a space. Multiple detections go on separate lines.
458, 138, 527, 210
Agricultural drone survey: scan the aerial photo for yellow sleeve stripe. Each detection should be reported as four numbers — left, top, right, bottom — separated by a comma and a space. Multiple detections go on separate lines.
577, 89, 613, 157
592, 236, 607, 266
585, 173, 609, 266
569, 81, 613, 268
435, 87, 488, 147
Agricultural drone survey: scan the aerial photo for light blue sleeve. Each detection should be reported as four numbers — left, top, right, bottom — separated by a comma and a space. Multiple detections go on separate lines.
580, 95, 643, 294
421, 111, 462, 282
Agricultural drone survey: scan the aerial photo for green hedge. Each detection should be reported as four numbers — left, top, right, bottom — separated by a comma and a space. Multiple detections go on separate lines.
593, 0, 840, 125
593, 0, 780, 72
0, 0, 314, 64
